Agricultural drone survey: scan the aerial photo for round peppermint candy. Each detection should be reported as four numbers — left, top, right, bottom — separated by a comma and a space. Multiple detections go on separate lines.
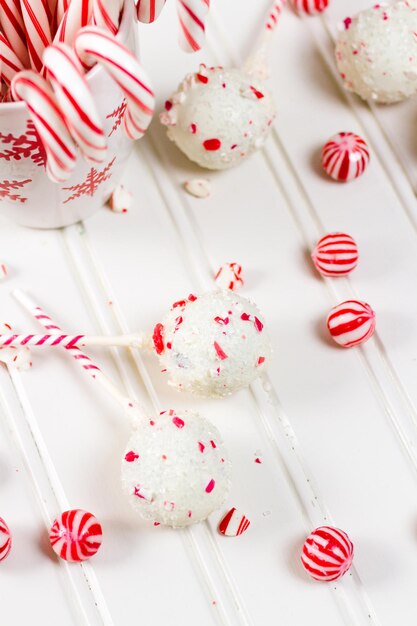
301, 526, 354, 581
322, 132, 369, 182
312, 233, 359, 277
49, 510, 103, 562
327, 300, 376, 347
291, 0, 329, 15
0, 517, 11, 561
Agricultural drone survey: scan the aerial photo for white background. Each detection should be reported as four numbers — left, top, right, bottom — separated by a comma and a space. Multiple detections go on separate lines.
1, 0, 417, 624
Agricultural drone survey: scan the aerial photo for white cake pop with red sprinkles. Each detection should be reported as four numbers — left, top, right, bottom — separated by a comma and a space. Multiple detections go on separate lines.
152, 290, 271, 397
160, 64, 276, 170
335, 2, 417, 104
121, 409, 232, 527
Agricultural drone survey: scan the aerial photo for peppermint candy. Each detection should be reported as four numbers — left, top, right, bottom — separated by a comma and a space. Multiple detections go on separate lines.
322, 132, 370, 182
214, 263, 244, 291
218, 508, 250, 537
291, 0, 329, 15
0, 517, 12, 561
312, 233, 359, 277
301, 526, 354, 581
49, 509, 103, 562
327, 300, 376, 348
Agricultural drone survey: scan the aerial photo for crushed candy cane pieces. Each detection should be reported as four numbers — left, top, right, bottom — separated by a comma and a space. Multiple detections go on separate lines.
108, 185, 133, 213
183, 178, 211, 199
218, 507, 250, 537
215, 263, 244, 291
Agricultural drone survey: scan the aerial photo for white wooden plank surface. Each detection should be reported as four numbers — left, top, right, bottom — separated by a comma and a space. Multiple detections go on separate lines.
1, 1, 417, 624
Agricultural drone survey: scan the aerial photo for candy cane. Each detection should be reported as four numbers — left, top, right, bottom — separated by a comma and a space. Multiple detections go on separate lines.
14, 289, 145, 423
43, 43, 107, 163
244, 0, 287, 77
20, 0, 52, 72
136, 0, 167, 23
75, 26, 155, 140
0, 30, 24, 85
176, 0, 210, 53
0, 332, 146, 349
0, 0, 30, 67
54, 0, 69, 26
54, 0, 92, 45
92, 0, 123, 34
11, 71, 77, 182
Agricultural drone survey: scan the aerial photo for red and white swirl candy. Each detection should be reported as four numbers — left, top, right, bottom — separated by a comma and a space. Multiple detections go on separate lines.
290, 0, 329, 15
218, 507, 250, 537
43, 43, 107, 163
49, 509, 103, 562
301, 526, 354, 582
11, 71, 77, 182
327, 300, 376, 348
322, 132, 370, 182
312, 233, 359, 277
0, 517, 12, 561
75, 26, 155, 140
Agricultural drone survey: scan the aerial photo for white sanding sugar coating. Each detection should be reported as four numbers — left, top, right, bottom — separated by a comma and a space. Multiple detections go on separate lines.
335, 2, 417, 104
121, 410, 232, 527
160, 64, 276, 170
152, 290, 272, 397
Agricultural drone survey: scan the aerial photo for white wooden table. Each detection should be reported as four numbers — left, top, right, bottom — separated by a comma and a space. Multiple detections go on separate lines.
1, 1, 417, 624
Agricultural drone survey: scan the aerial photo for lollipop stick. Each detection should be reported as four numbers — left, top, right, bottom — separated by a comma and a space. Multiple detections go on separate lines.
13, 289, 145, 423
244, 0, 286, 78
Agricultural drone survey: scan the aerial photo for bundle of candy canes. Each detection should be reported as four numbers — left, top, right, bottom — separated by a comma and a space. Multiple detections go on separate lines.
0, 0, 213, 183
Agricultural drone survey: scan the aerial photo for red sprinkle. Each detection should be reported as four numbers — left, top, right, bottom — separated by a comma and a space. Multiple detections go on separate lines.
190, 123, 197, 134
173, 416, 185, 429
196, 73, 208, 84
198, 442, 205, 453
188, 294, 197, 302
254, 457, 262, 464
250, 86, 264, 99
205, 479, 215, 493
125, 451, 139, 462
257, 356, 265, 366
214, 316, 229, 325
153, 323, 165, 354
172, 299, 187, 309
344, 17, 352, 29
210, 440, 217, 449
254, 317, 264, 332
203, 138, 222, 151
165, 100, 173, 110
214, 341, 228, 360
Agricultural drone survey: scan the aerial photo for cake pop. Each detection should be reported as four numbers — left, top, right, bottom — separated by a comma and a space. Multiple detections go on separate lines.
335, 2, 417, 104
122, 409, 231, 527
160, 1, 287, 170
16, 291, 232, 528
4, 290, 272, 398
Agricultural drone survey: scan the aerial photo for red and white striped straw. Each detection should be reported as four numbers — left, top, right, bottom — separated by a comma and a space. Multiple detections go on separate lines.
265, 0, 286, 30
11, 70, 77, 182
75, 26, 155, 140
92, 0, 123, 35
20, 0, 52, 72
0, 30, 24, 85
176, 0, 210, 53
136, 0, 167, 23
43, 43, 107, 163
54, 0, 92, 45
14, 289, 145, 423
244, 0, 287, 76
0, 332, 145, 348
0, 0, 30, 67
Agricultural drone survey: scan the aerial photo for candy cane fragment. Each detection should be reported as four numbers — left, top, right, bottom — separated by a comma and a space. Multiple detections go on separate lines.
11, 70, 77, 182
0, 30, 24, 85
75, 26, 155, 140
54, 0, 92, 45
0, 0, 30, 67
43, 43, 107, 163
92, 0, 123, 34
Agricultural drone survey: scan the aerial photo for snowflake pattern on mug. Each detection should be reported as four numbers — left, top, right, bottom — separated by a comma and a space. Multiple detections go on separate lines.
62, 157, 116, 204
106, 100, 127, 137
0, 178, 32, 203
0, 119, 46, 167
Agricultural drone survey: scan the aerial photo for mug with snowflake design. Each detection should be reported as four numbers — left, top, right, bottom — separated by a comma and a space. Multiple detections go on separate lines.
0, 0, 137, 229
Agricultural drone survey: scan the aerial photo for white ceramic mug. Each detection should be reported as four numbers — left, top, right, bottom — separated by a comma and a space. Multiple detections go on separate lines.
0, 0, 136, 229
